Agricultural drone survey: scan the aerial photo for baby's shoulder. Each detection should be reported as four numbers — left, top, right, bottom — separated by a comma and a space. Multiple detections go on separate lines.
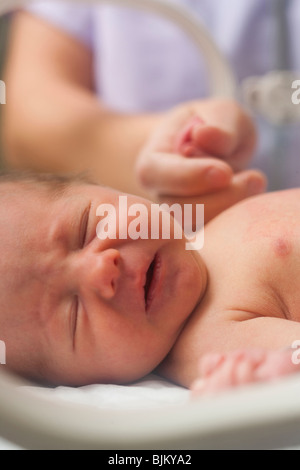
242, 189, 300, 239
203, 189, 300, 322
214, 188, 300, 239
233, 188, 300, 214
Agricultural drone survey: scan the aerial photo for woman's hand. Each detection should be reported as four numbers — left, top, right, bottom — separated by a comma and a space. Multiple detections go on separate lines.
136, 99, 266, 223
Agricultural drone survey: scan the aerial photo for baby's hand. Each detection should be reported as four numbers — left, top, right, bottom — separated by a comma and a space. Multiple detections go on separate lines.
174, 115, 206, 157
136, 99, 266, 223
191, 349, 300, 397
174, 113, 249, 166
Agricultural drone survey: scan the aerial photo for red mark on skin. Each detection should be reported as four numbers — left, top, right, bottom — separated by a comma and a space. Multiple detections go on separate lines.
272, 238, 292, 258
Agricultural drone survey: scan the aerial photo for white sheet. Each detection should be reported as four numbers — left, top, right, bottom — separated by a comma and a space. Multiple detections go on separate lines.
0, 373, 189, 449
2, 371, 300, 450
26, 374, 189, 410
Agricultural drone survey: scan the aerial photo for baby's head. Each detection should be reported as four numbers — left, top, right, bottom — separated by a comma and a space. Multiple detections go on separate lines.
0, 171, 207, 386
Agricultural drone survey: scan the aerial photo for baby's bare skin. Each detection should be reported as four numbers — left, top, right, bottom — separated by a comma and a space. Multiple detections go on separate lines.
190, 349, 299, 395
2, 178, 300, 392
158, 189, 300, 391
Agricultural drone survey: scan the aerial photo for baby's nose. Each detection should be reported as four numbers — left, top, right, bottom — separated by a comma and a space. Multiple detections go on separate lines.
78, 248, 121, 299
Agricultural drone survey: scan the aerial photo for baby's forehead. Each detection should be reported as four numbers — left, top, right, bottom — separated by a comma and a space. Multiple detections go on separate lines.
0, 182, 63, 281
0, 183, 51, 229
0, 178, 84, 220
0, 180, 59, 210
0, 176, 88, 206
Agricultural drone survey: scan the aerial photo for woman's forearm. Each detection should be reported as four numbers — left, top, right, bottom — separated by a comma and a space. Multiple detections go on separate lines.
2, 83, 162, 196
1, 12, 162, 197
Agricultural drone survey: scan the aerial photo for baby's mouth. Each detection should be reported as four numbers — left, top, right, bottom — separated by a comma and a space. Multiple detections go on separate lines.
144, 254, 160, 312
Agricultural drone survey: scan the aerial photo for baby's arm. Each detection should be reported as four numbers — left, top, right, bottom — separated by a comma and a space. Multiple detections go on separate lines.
191, 348, 300, 396
160, 314, 300, 395
190, 314, 300, 395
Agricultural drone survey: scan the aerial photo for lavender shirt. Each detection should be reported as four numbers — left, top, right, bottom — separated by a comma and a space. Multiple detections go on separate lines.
26, 0, 300, 189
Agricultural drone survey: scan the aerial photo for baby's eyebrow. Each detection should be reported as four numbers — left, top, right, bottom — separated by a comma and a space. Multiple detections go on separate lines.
47, 198, 88, 250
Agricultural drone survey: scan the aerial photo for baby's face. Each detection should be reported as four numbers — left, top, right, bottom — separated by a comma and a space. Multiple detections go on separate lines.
0, 182, 206, 385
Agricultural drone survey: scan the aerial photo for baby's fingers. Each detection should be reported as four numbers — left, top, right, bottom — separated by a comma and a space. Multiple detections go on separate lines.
191, 350, 266, 397
174, 118, 237, 159
174, 116, 205, 157
190, 353, 243, 397
191, 123, 256, 172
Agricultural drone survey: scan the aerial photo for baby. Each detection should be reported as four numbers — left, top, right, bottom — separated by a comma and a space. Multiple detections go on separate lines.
1, 170, 300, 395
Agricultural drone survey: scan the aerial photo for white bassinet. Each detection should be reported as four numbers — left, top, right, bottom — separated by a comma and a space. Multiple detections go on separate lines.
1, 368, 300, 449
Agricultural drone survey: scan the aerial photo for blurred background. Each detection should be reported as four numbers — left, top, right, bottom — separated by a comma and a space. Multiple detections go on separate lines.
0, 15, 11, 169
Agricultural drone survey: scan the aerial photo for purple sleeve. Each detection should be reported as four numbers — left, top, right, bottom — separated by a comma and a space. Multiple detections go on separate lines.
25, 1, 94, 48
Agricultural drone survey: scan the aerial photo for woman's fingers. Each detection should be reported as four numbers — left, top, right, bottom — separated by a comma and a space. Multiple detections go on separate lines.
158, 169, 267, 224
201, 170, 267, 222
136, 152, 234, 196
176, 116, 257, 172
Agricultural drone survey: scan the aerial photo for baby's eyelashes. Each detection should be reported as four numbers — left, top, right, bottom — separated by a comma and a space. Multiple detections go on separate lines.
78, 204, 91, 249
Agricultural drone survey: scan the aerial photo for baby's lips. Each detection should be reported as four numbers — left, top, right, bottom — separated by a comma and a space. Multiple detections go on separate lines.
175, 116, 205, 155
